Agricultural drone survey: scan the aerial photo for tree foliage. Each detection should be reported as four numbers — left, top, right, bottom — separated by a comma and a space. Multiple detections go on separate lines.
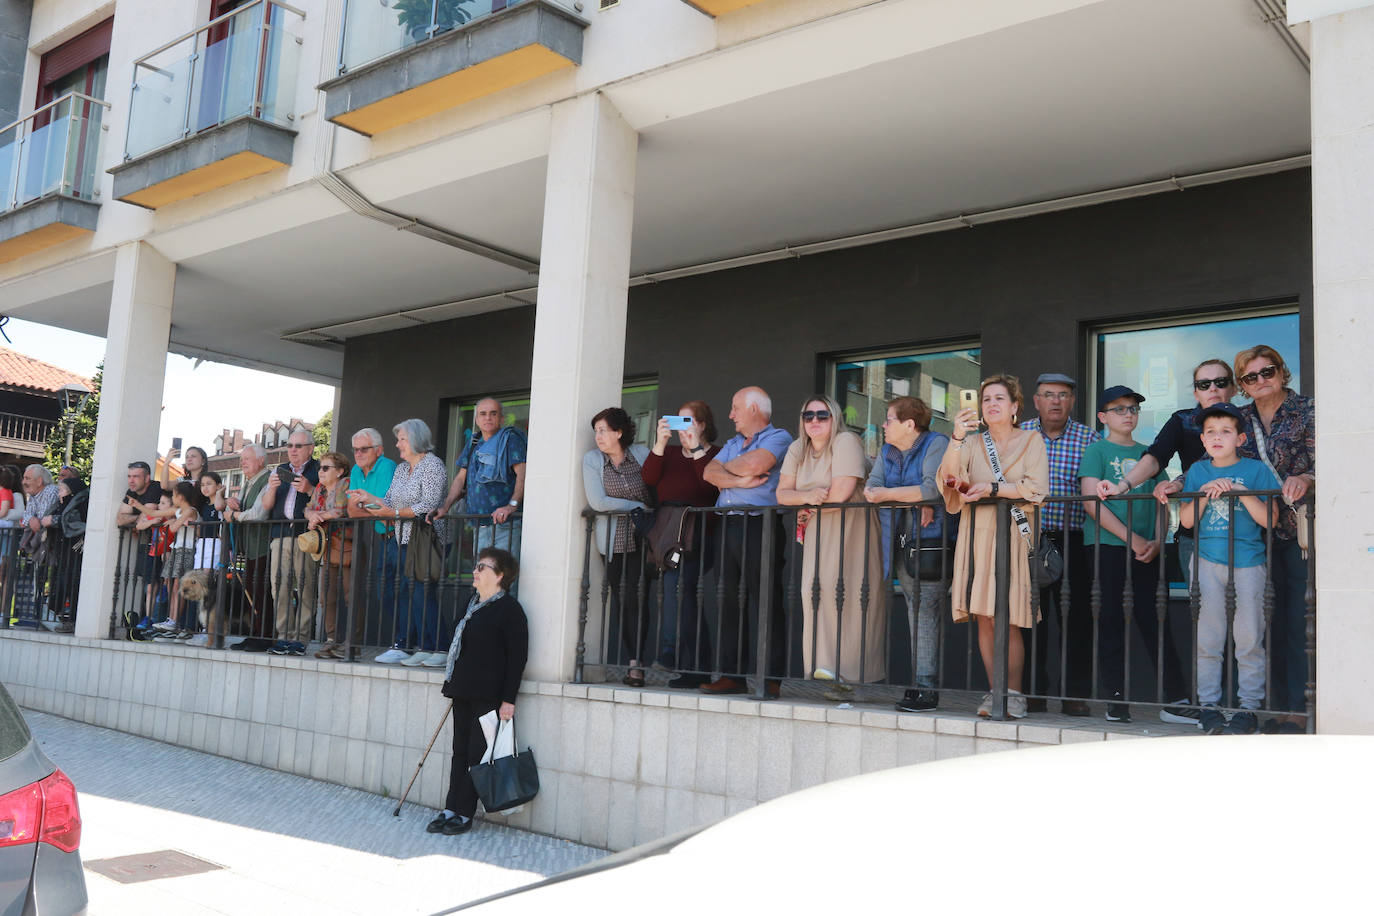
44, 365, 101, 480
312, 409, 333, 459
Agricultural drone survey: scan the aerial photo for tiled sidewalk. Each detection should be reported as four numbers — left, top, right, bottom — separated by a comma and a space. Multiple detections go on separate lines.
24, 709, 605, 915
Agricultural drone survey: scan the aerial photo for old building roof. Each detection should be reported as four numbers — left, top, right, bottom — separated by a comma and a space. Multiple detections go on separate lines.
0, 346, 94, 396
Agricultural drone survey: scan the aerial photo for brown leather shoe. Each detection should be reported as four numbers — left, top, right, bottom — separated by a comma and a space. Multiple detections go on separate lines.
1061, 700, 1091, 717
764, 679, 781, 700
699, 676, 747, 695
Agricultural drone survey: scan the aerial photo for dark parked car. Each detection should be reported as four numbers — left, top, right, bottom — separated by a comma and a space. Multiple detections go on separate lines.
0, 683, 85, 915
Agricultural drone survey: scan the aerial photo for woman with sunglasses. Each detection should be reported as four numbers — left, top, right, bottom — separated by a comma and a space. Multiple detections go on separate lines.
1096, 358, 1236, 580
1234, 345, 1313, 733
306, 452, 357, 660
938, 375, 1048, 719
429, 547, 528, 836
778, 395, 886, 700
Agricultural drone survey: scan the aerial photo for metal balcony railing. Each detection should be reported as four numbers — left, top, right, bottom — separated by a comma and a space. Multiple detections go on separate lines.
0, 92, 110, 213
124, 0, 306, 160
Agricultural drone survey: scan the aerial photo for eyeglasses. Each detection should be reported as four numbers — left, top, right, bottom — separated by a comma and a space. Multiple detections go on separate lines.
287, 442, 311, 448
1037, 391, 1072, 401
474, 561, 497, 574
352, 445, 378, 452
1238, 365, 1279, 387
320, 465, 340, 472
1103, 405, 1140, 416
802, 410, 831, 422
1193, 376, 1233, 391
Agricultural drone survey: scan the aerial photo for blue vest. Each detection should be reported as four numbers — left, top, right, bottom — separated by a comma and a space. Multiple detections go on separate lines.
877, 432, 957, 577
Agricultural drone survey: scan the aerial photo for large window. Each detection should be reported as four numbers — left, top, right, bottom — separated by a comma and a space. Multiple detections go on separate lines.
830, 345, 981, 458
442, 382, 659, 463
1089, 308, 1302, 480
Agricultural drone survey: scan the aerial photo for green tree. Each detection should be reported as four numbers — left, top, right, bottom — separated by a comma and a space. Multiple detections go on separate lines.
312, 409, 333, 459
44, 365, 101, 480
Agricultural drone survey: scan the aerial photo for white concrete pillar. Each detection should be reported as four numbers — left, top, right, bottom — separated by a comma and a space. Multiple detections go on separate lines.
520, 93, 638, 683
75, 242, 174, 638
1298, 2, 1374, 732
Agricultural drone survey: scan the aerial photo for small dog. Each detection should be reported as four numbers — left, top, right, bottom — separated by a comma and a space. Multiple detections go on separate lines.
180, 569, 253, 636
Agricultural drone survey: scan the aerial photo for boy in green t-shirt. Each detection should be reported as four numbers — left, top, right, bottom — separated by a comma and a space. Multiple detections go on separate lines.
1078, 385, 1189, 724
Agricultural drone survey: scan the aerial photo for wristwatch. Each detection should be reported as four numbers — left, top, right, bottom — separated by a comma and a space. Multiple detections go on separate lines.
508, 499, 520, 508
990, 482, 1000, 498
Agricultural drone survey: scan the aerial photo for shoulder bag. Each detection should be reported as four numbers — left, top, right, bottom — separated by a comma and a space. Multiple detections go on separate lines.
646, 505, 696, 571
981, 431, 1062, 589
896, 434, 959, 581
403, 519, 445, 583
1249, 421, 1309, 557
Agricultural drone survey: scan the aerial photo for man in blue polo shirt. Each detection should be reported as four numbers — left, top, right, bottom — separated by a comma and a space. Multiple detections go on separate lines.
700, 386, 793, 696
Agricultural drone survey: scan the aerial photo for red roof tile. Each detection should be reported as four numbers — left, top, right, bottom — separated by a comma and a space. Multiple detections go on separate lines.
0, 346, 94, 396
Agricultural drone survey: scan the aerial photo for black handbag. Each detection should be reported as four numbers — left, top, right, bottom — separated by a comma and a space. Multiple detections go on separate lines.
469, 718, 540, 813
403, 520, 444, 584
646, 505, 696, 571
898, 526, 953, 581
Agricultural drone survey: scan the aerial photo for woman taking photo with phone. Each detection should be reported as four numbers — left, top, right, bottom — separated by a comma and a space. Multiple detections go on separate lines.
938, 375, 1048, 719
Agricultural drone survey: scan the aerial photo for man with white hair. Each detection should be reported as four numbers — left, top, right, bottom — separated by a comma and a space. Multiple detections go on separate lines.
224, 443, 276, 637
338, 427, 396, 657
260, 429, 320, 655
700, 386, 793, 696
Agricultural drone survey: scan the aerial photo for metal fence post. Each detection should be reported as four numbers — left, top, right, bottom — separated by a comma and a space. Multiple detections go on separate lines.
573, 513, 593, 684
1303, 500, 1316, 732
754, 507, 776, 700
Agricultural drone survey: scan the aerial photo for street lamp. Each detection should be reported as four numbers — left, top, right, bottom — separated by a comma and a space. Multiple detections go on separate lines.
58, 381, 91, 467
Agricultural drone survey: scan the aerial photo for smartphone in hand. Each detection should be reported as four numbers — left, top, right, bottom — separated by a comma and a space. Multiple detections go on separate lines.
959, 388, 979, 421
664, 415, 693, 431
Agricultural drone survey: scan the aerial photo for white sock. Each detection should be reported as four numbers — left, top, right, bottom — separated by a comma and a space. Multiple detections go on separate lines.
442, 809, 455, 819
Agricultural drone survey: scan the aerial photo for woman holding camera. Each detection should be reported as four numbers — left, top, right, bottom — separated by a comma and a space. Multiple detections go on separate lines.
429, 547, 528, 836
778, 395, 886, 699
938, 375, 1048, 719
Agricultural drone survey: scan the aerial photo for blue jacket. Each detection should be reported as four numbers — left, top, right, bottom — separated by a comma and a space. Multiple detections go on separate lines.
875, 431, 955, 577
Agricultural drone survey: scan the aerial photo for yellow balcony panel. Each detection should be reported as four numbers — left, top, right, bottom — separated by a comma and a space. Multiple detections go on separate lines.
0, 197, 99, 265
322, 2, 586, 137
682, 0, 770, 14
109, 117, 296, 211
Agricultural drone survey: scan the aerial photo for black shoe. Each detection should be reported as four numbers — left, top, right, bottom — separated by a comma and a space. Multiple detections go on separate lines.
1199, 704, 1227, 736
1105, 693, 1131, 723
426, 814, 450, 833
267, 640, 292, 655
1026, 697, 1048, 714
895, 689, 939, 712
1223, 711, 1258, 735
667, 674, 708, 689
441, 815, 474, 836
1060, 700, 1091, 717
1160, 701, 1201, 726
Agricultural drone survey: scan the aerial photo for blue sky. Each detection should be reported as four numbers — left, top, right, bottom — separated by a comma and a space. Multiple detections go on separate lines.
4, 317, 335, 462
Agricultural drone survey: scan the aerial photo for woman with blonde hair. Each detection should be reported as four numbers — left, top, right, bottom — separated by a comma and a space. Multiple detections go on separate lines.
777, 394, 886, 700
938, 374, 1048, 719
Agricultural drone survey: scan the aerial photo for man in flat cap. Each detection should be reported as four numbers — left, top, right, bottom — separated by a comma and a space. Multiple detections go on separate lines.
1021, 372, 1099, 715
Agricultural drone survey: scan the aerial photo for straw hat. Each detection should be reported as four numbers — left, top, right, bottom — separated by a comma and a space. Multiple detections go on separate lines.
296, 528, 326, 562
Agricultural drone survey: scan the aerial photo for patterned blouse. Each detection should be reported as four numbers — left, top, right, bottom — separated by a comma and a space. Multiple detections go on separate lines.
384, 453, 449, 545
603, 451, 650, 554
1239, 389, 1314, 541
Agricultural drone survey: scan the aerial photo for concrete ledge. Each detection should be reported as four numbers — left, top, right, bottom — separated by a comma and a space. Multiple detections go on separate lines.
0, 195, 98, 264
320, 1, 587, 136
109, 117, 295, 210
0, 630, 1188, 852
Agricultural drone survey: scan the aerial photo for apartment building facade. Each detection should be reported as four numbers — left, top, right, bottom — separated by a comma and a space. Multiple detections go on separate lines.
0, 0, 1370, 845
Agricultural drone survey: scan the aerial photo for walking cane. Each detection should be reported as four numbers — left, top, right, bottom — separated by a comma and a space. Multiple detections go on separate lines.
394, 699, 453, 816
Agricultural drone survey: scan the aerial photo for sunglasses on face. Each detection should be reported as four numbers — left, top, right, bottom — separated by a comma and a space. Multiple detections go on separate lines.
1238, 365, 1279, 387
474, 561, 497, 574
1193, 376, 1233, 391
802, 410, 831, 422
1103, 405, 1140, 416
320, 465, 340, 472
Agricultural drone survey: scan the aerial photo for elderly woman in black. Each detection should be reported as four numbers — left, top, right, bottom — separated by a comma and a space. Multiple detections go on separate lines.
428, 547, 528, 836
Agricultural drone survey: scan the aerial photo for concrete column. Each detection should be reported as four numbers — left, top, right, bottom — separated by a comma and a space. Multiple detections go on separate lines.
75, 242, 174, 638
520, 93, 638, 683
1303, 3, 1374, 732
0, 0, 32, 129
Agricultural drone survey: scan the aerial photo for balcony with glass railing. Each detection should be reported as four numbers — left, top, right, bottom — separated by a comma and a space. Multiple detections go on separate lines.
320, 0, 587, 137
0, 92, 109, 264
108, 0, 305, 210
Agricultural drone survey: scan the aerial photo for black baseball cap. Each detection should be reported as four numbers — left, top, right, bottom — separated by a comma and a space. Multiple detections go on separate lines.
1098, 385, 1144, 407
1198, 403, 1245, 424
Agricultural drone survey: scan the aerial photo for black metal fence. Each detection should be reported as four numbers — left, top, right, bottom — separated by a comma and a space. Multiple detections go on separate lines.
0, 526, 83, 632
107, 513, 521, 655
577, 491, 1316, 728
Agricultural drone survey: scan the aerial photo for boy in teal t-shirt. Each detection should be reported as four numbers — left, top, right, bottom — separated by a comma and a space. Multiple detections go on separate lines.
1179, 403, 1280, 735
1078, 386, 1188, 724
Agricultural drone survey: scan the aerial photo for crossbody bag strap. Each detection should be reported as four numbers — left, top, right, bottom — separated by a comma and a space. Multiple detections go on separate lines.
981, 430, 1035, 549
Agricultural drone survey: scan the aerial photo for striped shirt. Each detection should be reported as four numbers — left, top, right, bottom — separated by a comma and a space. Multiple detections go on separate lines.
1019, 417, 1099, 532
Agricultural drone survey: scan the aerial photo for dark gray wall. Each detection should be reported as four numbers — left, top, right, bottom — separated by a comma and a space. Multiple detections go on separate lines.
338, 169, 1312, 455
0, 0, 32, 129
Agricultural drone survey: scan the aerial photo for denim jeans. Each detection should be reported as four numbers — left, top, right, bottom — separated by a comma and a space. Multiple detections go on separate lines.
380, 538, 441, 652
474, 518, 521, 554
1266, 537, 1310, 712
657, 554, 708, 671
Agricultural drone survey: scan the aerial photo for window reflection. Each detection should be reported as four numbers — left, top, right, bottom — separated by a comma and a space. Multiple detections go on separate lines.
831, 347, 982, 458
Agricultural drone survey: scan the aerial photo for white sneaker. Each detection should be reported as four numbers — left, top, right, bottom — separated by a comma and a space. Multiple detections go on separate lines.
152, 619, 178, 632
977, 693, 993, 717
1007, 690, 1027, 719
400, 651, 431, 667
812, 667, 836, 681
187, 633, 209, 647
375, 648, 411, 664
421, 652, 447, 668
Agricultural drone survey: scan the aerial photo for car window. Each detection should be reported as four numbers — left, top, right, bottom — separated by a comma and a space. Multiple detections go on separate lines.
0, 683, 31, 762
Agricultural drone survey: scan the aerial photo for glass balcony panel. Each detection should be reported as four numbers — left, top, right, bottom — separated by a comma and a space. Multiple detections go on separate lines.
340, 0, 502, 72
0, 126, 18, 212
260, 11, 303, 127
194, 4, 265, 132
15, 115, 73, 207
126, 52, 195, 159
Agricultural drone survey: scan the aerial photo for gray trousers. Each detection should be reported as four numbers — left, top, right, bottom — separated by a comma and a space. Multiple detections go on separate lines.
1195, 557, 1266, 709
896, 562, 942, 688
